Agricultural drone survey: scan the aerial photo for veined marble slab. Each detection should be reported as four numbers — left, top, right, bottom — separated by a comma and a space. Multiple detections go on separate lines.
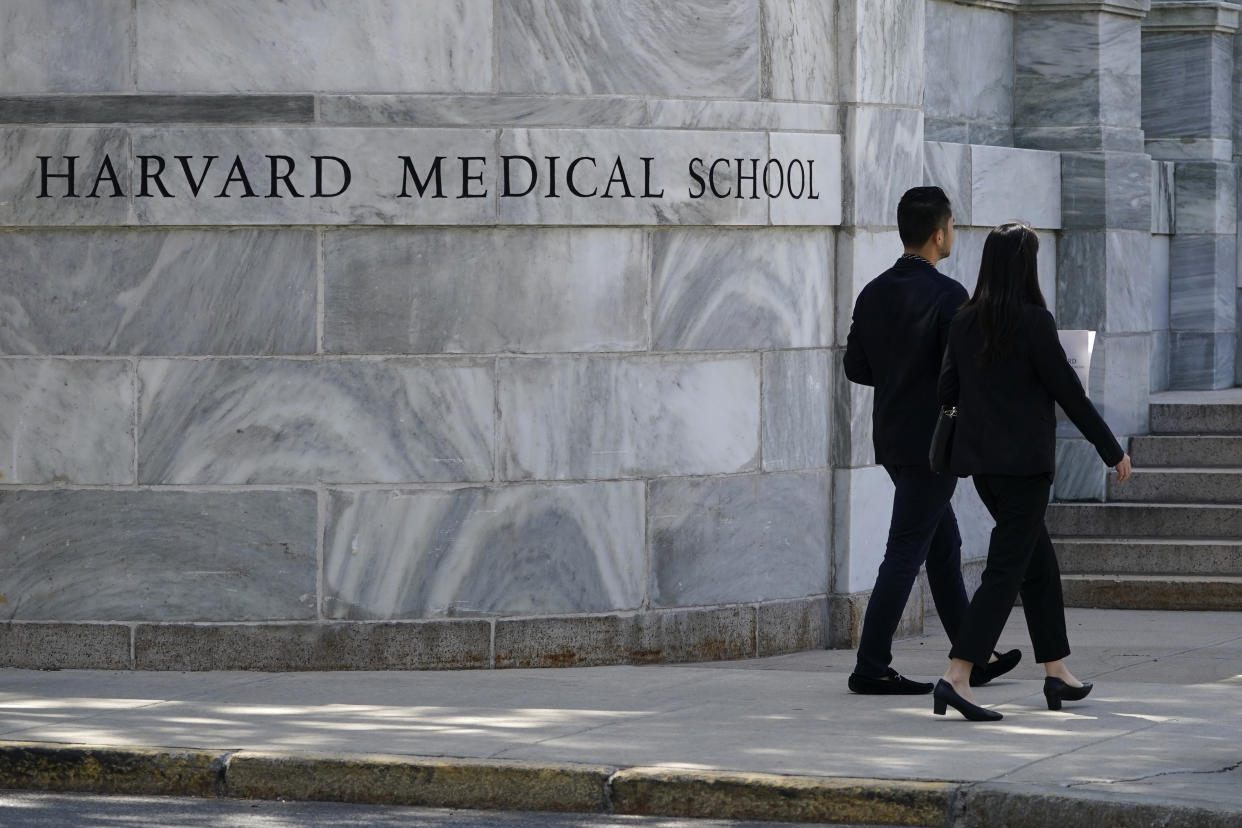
763, 350, 831, 472
1152, 161, 1175, 233
496, 0, 759, 98
1151, 327, 1171, 393
1171, 331, 1236, 390
769, 133, 843, 226
1169, 234, 1236, 332
136, 0, 492, 93
497, 355, 760, 480
319, 95, 839, 132
0, 0, 130, 93
138, 358, 494, 484
0, 489, 317, 621
925, 0, 1014, 126
971, 145, 1062, 229
1057, 230, 1153, 334
836, 229, 905, 347
0, 230, 316, 355
1060, 152, 1152, 232
923, 141, 973, 226
651, 229, 832, 351
0, 359, 132, 485
324, 228, 647, 354
128, 127, 500, 226
838, 0, 925, 105
831, 359, 875, 469
1141, 33, 1231, 140
0, 128, 131, 226
648, 471, 830, 607
762, 0, 837, 103
1054, 438, 1107, 501
842, 108, 923, 227
495, 128, 772, 226
833, 465, 894, 594
323, 482, 645, 619
1173, 161, 1236, 235
1092, 333, 1153, 434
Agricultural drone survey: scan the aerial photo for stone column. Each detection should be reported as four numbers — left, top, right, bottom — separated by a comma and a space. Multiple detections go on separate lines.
1143, 1, 1239, 389
1015, 0, 1153, 499
830, 0, 927, 644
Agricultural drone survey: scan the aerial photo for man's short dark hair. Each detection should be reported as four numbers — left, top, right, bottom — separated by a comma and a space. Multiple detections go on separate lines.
897, 186, 952, 248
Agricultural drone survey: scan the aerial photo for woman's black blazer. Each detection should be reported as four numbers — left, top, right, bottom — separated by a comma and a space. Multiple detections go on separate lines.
937, 304, 1124, 476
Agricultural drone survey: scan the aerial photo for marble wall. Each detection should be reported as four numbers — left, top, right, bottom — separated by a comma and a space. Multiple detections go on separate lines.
3, 0, 1236, 668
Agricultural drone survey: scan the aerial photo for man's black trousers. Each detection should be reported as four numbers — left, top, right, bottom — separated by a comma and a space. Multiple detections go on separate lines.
854, 464, 969, 678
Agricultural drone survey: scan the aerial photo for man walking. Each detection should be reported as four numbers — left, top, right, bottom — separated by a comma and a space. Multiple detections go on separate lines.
843, 186, 1019, 694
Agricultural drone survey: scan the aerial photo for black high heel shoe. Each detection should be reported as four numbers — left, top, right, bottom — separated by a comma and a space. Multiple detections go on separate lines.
933, 680, 1003, 721
1043, 677, 1093, 711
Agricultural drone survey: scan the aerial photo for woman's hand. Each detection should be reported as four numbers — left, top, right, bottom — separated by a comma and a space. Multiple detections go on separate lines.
1114, 453, 1132, 483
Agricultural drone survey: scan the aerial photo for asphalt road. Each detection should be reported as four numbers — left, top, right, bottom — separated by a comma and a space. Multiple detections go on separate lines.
0, 793, 884, 827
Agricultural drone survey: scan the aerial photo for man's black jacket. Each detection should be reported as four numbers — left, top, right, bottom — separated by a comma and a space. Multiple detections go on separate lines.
843, 256, 967, 467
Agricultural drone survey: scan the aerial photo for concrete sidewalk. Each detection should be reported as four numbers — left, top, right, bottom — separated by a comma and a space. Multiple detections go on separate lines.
0, 608, 1239, 826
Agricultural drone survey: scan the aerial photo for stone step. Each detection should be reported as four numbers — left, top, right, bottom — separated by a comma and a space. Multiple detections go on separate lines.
1061, 574, 1242, 611
1105, 468, 1242, 504
1150, 401, 1242, 435
1054, 538, 1242, 576
1046, 502, 1242, 538
1129, 435, 1242, 467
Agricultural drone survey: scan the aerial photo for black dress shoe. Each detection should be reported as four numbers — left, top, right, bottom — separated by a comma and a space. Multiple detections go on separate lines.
932, 679, 1003, 721
849, 668, 934, 695
1043, 676, 1093, 711
970, 649, 1022, 687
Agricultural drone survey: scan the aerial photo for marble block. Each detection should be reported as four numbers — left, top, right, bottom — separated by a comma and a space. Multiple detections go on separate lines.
138, 358, 494, 484
831, 358, 875, 469
648, 471, 830, 607
1152, 161, 1175, 234
842, 107, 924, 227
1038, 230, 1059, 309
835, 229, 904, 346
1015, 13, 1142, 132
1057, 230, 1154, 334
923, 141, 972, 227
130, 127, 499, 227
0, 128, 131, 226
495, 128, 770, 226
924, 118, 970, 145
934, 226, 989, 294
0, 230, 316, 355
1151, 234, 1172, 330
833, 465, 894, 594
325, 228, 646, 354
651, 229, 832, 351
1053, 438, 1107, 502
971, 145, 1062, 230
838, 0, 925, 105
136, 0, 492, 93
1059, 152, 1152, 231
768, 132, 843, 226
1090, 333, 1152, 435
497, 355, 760, 480
1141, 33, 1231, 140
496, 0, 759, 98
1169, 234, 1237, 331
0, 489, 317, 621
0, 95, 315, 125
950, 480, 991, 564
0, 359, 132, 485
1173, 161, 1237, 235
0, 0, 130, 92
762, 349, 831, 472
924, 0, 1014, 125
762, 0, 837, 103
1151, 328, 1171, 393
1170, 330, 1236, 390
323, 482, 645, 619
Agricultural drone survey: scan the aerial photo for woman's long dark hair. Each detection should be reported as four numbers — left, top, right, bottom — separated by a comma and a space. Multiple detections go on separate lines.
964, 222, 1047, 366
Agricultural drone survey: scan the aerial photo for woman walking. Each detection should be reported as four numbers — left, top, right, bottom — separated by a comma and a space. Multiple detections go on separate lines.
933, 222, 1132, 722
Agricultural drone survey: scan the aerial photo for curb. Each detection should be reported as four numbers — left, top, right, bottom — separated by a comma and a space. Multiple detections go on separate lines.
1, 741, 1240, 827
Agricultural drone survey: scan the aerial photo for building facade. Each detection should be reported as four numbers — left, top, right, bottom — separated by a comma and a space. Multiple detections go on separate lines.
0, 0, 1233, 669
